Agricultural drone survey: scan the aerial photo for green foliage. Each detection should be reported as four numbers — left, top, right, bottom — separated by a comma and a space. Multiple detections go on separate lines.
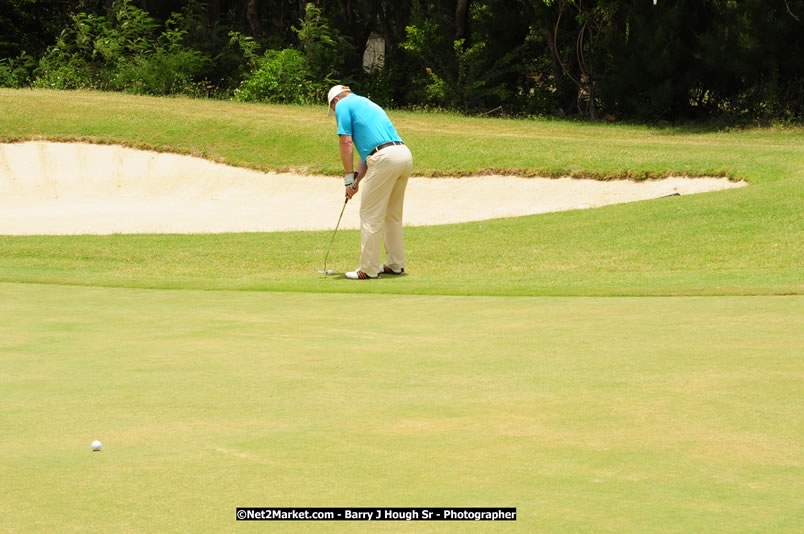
32, 0, 208, 95
33, 10, 116, 89
232, 4, 349, 105
292, 3, 351, 82
0, 51, 35, 87
114, 10, 208, 95
0, 0, 74, 62
544, 0, 804, 122
352, 63, 399, 107
114, 48, 207, 96
401, 3, 455, 108
514, 26, 562, 115
228, 31, 260, 70
402, 0, 535, 113
3, 0, 803, 122
233, 48, 322, 105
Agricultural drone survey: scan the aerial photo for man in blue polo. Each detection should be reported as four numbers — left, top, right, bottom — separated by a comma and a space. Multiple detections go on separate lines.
328, 84, 413, 280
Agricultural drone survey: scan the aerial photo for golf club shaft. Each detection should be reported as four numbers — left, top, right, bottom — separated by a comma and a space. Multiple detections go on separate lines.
323, 200, 347, 271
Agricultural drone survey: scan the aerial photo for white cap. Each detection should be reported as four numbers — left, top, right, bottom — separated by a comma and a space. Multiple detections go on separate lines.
327, 85, 350, 115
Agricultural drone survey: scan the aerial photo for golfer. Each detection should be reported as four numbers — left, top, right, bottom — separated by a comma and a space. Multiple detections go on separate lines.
328, 84, 413, 280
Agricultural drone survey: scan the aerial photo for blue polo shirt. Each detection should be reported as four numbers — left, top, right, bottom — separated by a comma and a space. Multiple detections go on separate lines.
335, 94, 402, 163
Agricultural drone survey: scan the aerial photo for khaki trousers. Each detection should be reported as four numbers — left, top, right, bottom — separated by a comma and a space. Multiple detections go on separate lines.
359, 144, 413, 276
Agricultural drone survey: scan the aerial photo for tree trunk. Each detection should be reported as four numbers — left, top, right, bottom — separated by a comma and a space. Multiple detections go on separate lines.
210, 0, 220, 21
247, 0, 263, 39
338, 0, 354, 26
455, 0, 470, 41
542, 27, 564, 82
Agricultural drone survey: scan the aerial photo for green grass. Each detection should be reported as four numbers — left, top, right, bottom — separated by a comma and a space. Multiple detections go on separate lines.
1, 89, 802, 532
0, 89, 802, 296
0, 197, 800, 296
2, 89, 803, 180
1, 283, 801, 533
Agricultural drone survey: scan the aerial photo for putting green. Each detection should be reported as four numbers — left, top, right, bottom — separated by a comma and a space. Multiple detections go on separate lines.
1, 282, 801, 532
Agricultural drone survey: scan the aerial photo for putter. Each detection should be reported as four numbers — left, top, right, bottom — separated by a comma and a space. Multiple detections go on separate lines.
317, 199, 347, 275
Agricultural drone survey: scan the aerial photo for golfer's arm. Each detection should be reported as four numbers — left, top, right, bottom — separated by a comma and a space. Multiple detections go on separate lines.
356, 159, 368, 182
339, 135, 354, 174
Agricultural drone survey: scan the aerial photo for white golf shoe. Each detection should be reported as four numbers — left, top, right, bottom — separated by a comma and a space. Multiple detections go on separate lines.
345, 270, 379, 280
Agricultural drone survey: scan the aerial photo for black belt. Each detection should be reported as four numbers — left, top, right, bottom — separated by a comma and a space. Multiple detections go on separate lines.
368, 141, 404, 157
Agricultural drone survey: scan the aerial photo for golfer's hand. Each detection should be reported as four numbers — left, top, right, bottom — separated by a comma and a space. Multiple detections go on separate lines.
345, 184, 359, 202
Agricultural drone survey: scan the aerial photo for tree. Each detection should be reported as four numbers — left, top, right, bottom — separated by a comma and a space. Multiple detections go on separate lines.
455, 0, 470, 40
246, 0, 263, 39
1, 0, 801, 121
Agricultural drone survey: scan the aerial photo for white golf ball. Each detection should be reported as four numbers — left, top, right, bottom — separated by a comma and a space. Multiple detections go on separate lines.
91, 440, 102, 451
327, 269, 333, 274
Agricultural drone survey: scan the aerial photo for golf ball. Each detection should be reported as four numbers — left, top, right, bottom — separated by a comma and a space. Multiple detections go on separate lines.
91, 440, 102, 451
327, 269, 334, 274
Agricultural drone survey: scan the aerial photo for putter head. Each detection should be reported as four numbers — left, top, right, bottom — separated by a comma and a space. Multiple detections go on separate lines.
317, 269, 334, 275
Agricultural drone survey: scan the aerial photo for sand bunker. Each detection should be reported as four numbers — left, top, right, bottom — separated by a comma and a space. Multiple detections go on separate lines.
0, 141, 746, 235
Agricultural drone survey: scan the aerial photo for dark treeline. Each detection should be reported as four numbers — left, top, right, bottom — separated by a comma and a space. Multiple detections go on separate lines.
1, 0, 802, 123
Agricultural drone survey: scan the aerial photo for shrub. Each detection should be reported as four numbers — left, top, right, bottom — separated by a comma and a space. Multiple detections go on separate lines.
33, 10, 121, 90
114, 10, 208, 95
230, 3, 347, 106
293, 3, 351, 81
234, 48, 324, 104
114, 48, 206, 95
33, 0, 208, 96
0, 52, 36, 88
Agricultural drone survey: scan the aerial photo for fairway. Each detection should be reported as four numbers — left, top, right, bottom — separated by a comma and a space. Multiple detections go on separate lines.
1, 283, 801, 533
1, 90, 802, 532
